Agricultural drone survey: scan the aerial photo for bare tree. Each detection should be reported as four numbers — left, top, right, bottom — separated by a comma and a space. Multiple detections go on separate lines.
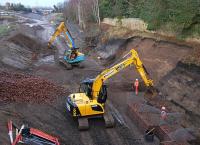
92, 0, 100, 26
63, 0, 100, 28
77, 0, 85, 29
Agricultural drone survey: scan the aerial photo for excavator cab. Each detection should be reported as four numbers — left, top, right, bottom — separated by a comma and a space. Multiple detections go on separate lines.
66, 79, 112, 130
64, 48, 78, 60
79, 79, 107, 103
64, 50, 72, 59
79, 79, 93, 99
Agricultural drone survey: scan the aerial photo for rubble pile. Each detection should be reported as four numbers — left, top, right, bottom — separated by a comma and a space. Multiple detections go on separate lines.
0, 71, 67, 104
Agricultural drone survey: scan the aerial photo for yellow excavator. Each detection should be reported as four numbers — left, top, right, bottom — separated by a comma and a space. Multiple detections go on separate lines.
66, 49, 154, 130
48, 22, 85, 69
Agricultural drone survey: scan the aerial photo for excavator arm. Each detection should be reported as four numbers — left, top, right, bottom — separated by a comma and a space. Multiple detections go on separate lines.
48, 22, 76, 49
66, 48, 154, 129
92, 49, 153, 99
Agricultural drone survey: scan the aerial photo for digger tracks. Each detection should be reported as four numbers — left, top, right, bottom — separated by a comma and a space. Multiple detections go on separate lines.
78, 117, 89, 130
59, 59, 85, 70
59, 59, 73, 70
78, 106, 115, 131
104, 106, 115, 128
103, 112, 115, 128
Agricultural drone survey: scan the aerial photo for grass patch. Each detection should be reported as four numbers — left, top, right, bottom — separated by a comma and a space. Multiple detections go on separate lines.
50, 13, 64, 24
0, 24, 15, 36
55, 13, 64, 22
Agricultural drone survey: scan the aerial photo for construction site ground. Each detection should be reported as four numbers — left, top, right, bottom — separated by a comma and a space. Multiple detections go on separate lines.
0, 13, 200, 145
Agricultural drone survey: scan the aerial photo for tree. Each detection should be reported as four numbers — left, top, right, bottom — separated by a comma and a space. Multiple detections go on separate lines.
92, 0, 100, 25
98, 0, 200, 37
63, 0, 101, 28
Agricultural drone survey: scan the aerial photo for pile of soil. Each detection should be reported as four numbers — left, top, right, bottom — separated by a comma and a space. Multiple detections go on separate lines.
0, 71, 67, 104
0, 33, 55, 70
8, 33, 43, 53
8, 33, 54, 56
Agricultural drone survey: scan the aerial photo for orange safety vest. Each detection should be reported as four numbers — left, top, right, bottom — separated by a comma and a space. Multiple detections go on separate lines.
134, 80, 139, 87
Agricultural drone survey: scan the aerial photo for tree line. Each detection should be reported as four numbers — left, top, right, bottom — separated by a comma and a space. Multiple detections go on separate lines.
63, 0, 199, 37
5, 2, 32, 12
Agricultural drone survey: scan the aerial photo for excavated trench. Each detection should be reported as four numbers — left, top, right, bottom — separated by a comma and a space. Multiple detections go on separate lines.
158, 62, 200, 128
95, 35, 200, 143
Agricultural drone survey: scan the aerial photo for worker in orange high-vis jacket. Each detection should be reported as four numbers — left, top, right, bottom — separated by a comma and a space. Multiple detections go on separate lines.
134, 78, 139, 95
160, 106, 167, 120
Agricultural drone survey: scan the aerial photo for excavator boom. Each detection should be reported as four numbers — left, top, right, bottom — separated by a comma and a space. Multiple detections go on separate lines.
48, 22, 75, 49
92, 49, 153, 98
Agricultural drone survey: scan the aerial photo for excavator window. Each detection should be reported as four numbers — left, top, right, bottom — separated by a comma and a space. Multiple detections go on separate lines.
80, 81, 107, 102
79, 82, 92, 99
97, 85, 107, 103
64, 50, 71, 57
70, 51, 77, 60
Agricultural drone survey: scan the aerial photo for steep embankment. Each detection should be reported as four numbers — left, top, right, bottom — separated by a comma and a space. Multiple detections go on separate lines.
158, 62, 200, 128
96, 24, 200, 131
96, 27, 192, 84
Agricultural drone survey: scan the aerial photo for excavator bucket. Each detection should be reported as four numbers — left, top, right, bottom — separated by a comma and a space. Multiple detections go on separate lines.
144, 86, 159, 99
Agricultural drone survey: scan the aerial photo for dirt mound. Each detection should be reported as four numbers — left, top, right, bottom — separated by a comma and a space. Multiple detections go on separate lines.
0, 71, 67, 104
8, 33, 53, 56
8, 33, 43, 53
0, 33, 54, 70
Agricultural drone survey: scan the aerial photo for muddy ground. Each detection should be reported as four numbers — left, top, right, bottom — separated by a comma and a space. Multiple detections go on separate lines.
0, 13, 200, 145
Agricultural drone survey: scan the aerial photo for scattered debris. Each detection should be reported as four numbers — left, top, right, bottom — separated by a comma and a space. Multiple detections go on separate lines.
0, 71, 67, 104
7, 120, 60, 145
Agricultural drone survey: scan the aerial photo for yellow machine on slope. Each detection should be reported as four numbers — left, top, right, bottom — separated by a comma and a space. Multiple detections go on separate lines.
66, 49, 154, 130
48, 22, 85, 69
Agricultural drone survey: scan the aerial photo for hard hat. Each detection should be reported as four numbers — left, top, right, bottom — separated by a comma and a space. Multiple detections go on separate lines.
161, 106, 166, 110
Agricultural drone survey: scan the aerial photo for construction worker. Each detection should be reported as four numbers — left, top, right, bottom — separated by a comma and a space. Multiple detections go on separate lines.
160, 106, 167, 120
134, 78, 139, 95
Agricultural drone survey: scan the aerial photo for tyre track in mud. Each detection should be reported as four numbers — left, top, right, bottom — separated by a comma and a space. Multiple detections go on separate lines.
88, 118, 113, 145
115, 122, 144, 145
49, 101, 84, 145
80, 131, 94, 145
105, 128, 125, 145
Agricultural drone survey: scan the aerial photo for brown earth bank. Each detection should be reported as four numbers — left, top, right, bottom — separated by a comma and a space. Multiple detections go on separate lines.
158, 62, 200, 128
95, 36, 192, 85
94, 25, 200, 143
